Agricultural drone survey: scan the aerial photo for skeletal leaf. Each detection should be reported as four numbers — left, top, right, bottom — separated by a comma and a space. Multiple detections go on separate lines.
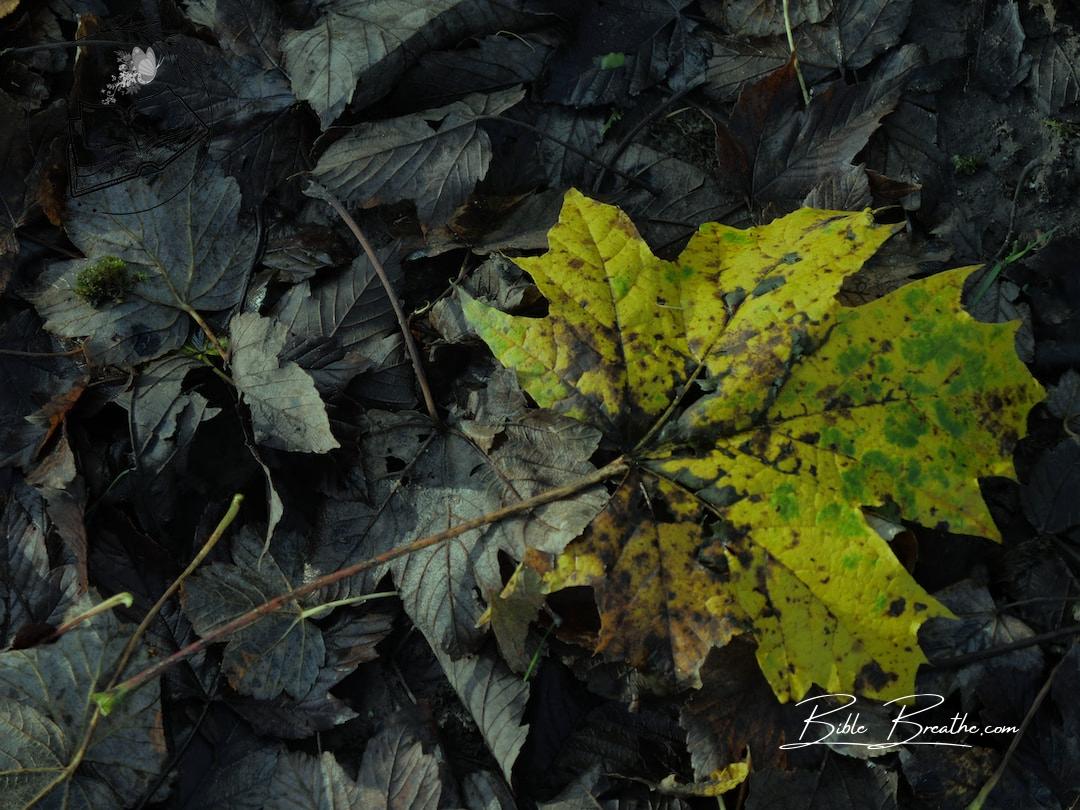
463, 190, 1044, 700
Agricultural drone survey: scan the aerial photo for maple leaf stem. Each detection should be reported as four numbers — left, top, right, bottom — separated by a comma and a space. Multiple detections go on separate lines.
632, 361, 705, 453
96, 459, 628, 705
783, 0, 811, 106
44, 592, 134, 642
108, 494, 244, 691
316, 189, 440, 423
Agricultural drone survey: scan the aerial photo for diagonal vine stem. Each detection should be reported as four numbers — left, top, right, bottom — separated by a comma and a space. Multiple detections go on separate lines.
94, 458, 628, 707
22, 495, 244, 810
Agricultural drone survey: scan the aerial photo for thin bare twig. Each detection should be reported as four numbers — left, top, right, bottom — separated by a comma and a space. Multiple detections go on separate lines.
589, 86, 693, 194
993, 158, 1043, 260
182, 305, 230, 363
783, 0, 811, 105
966, 642, 1072, 810
23, 496, 244, 810
315, 189, 440, 422
0, 346, 84, 358
110, 495, 243, 686
927, 623, 1080, 669
96, 458, 628, 704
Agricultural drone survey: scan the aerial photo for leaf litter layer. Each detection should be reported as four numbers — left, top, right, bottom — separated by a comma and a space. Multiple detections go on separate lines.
464, 189, 1044, 700
3, 0, 1073, 802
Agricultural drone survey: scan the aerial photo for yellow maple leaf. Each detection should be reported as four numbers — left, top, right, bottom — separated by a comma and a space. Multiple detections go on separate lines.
461, 190, 1044, 701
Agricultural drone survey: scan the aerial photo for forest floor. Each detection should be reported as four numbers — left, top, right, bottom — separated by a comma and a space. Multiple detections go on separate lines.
1, 0, 1079, 808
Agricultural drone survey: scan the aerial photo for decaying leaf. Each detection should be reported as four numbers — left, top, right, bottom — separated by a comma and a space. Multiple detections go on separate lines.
541, 0, 708, 106
185, 718, 442, 809
0, 477, 79, 648
798, 0, 914, 72
31, 156, 257, 367
704, 0, 830, 39
0, 309, 86, 470
433, 643, 530, 782
715, 47, 919, 213
229, 313, 339, 455
1026, 27, 1080, 115
463, 189, 1044, 700
317, 374, 606, 656
311, 87, 523, 227
180, 529, 371, 700
270, 246, 403, 394
0, 603, 166, 809
265, 728, 442, 810
281, 0, 457, 127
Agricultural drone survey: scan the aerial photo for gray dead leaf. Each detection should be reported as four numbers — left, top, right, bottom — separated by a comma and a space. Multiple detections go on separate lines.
271, 246, 403, 394
0, 604, 166, 809
918, 580, 1044, 712
125, 356, 215, 478
1046, 369, 1080, 421
31, 154, 256, 367
181, 529, 328, 700
229, 312, 339, 454
265, 751, 365, 810
1026, 28, 1080, 115
357, 722, 443, 810
434, 643, 530, 782
317, 402, 605, 656
430, 254, 537, 344
703, 0, 829, 38
973, 0, 1031, 96
799, 0, 915, 72
0, 478, 79, 648
802, 163, 872, 210
311, 87, 524, 227
392, 30, 557, 110
963, 268, 1035, 363
704, 37, 832, 103
280, 0, 460, 128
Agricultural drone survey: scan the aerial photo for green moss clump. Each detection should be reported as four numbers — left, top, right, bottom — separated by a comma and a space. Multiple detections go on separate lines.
950, 154, 982, 177
74, 256, 146, 306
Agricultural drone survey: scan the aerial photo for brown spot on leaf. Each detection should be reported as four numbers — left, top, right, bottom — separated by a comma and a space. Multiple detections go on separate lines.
855, 661, 898, 692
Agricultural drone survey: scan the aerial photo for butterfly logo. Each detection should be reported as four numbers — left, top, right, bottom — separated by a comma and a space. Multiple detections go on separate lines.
130, 47, 159, 85
100, 46, 163, 105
